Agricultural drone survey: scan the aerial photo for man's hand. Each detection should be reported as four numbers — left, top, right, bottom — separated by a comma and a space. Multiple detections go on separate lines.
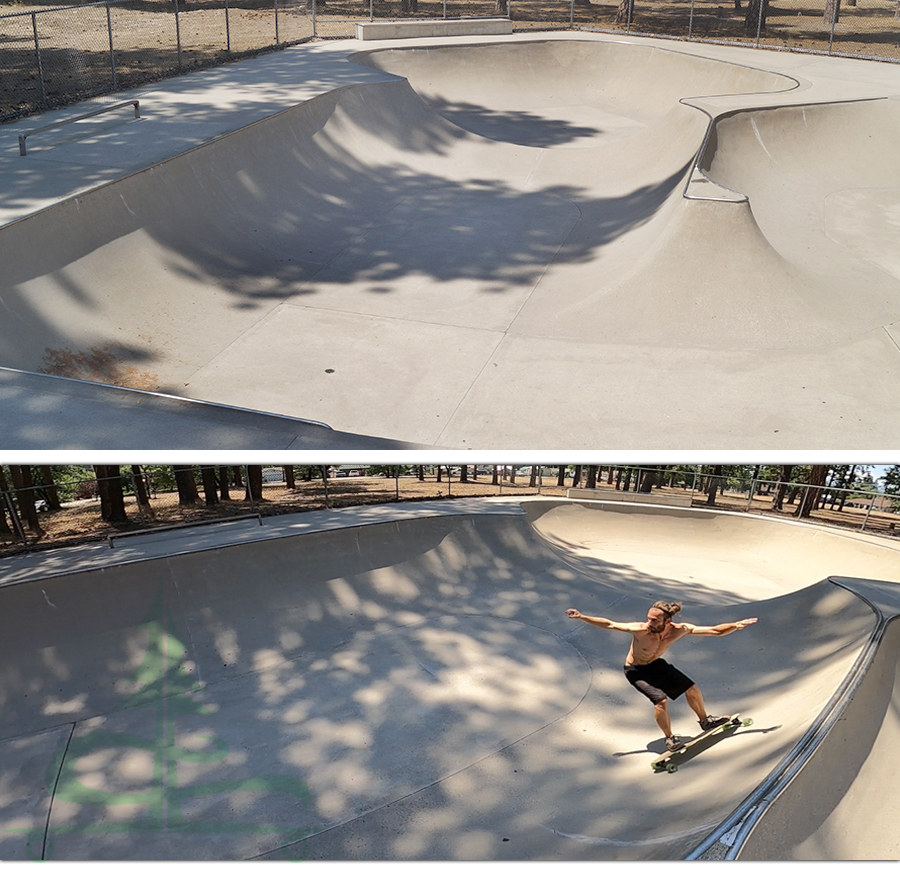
566, 608, 582, 620
735, 618, 758, 629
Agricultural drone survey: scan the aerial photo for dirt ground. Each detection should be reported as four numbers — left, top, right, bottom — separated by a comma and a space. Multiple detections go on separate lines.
3, 474, 898, 557
2, 0, 898, 121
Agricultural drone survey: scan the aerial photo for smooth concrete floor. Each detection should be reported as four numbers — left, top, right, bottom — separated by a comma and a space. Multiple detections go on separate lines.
2, 33, 900, 450
1, 498, 899, 860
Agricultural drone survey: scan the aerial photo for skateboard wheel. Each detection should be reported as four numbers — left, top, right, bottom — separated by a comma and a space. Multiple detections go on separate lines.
742, 717, 754, 727
666, 763, 678, 773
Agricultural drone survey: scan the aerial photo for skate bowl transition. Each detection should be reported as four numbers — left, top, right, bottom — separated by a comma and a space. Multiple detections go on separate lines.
1, 497, 899, 860
3, 35, 900, 449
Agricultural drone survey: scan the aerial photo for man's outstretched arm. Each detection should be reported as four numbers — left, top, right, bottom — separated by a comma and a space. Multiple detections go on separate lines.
683, 618, 758, 636
566, 608, 643, 632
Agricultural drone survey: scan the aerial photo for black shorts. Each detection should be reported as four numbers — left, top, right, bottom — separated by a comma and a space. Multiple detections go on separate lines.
624, 658, 695, 705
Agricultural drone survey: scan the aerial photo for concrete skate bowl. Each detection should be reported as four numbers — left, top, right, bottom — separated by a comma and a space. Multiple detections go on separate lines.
27, 38, 900, 449
1, 498, 899, 860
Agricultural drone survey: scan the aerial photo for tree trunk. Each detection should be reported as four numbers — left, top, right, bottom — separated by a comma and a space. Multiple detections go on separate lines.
219, 466, 231, 500
744, 0, 766, 32
705, 465, 724, 506
0, 467, 19, 539
557, 466, 566, 487
492, 466, 499, 485
9, 465, 43, 533
37, 466, 63, 510
615, 0, 634, 25
586, 466, 598, 489
795, 465, 830, 519
245, 466, 264, 503
131, 465, 154, 518
572, 465, 582, 488
284, 466, 296, 489
94, 465, 128, 524
529, 466, 539, 488
200, 466, 219, 506
460, 466, 469, 484
824, 0, 840, 24
640, 470, 655, 494
174, 466, 200, 506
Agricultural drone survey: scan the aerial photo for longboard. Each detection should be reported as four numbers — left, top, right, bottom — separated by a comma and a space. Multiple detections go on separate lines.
651, 713, 752, 773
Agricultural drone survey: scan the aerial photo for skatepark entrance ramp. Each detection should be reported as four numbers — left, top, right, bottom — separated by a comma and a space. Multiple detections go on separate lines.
1, 498, 898, 859
4, 34, 900, 449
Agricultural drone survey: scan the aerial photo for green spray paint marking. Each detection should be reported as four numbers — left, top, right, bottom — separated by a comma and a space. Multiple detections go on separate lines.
18, 584, 312, 860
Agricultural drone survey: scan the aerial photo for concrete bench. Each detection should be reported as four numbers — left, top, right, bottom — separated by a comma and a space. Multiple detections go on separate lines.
355, 18, 513, 40
566, 488, 693, 507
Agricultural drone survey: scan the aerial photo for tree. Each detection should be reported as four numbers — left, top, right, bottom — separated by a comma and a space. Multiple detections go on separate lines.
883, 465, 900, 496
131, 465, 154, 518
37, 466, 63, 511
245, 466, 264, 503
200, 466, 219, 506
174, 466, 200, 506
795, 465, 830, 519
9, 465, 44, 534
0, 467, 19, 540
744, 0, 769, 34
94, 465, 128, 524
616, 0, 634, 25
705, 465, 724, 506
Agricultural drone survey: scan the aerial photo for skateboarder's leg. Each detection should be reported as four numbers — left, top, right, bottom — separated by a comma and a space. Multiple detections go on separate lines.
653, 697, 673, 737
684, 684, 708, 720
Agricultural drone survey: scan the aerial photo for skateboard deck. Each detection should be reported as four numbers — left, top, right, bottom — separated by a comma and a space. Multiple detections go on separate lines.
651, 713, 752, 773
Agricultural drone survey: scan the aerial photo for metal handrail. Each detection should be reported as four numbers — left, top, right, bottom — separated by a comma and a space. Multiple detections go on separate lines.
18, 99, 140, 155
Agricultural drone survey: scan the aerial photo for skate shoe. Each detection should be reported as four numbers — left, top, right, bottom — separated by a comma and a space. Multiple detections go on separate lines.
665, 735, 684, 752
699, 715, 731, 732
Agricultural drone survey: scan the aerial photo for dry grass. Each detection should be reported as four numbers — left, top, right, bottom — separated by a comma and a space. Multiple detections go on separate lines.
2, 0, 898, 120
3, 475, 897, 557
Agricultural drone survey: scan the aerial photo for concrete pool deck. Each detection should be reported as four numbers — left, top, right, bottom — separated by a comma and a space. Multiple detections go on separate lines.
2, 32, 900, 450
1, 497, 899, 860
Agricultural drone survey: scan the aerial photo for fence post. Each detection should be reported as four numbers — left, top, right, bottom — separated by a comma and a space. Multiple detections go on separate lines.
828, 0, 838, 54
688, 0, 695, 39
861, 492, 875, 532
106, 2, 117, 88
31, 12, 46, 106
745, 478, 757, 512
312, 0, 317, 38
755, 0, 765, 47
225, 0, 231, 53
274, 0, 280, 45
174, 0, 183, 70
570, 0, 575, 27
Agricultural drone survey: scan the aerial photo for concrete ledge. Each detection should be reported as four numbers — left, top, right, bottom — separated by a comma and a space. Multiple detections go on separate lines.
355, 18, 513, 40
566, 488, 693, 507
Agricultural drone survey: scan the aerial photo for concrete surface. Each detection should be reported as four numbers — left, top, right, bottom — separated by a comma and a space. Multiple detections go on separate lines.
1, 498, 898, 860
355, 19, 513, 40
0, 367, 430, 450
2, 33, 900, 450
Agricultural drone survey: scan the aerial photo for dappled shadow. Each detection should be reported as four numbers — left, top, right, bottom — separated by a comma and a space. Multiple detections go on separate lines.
1, 509, 894, 859
424, 99, 611, 148
0, 76, 694, 394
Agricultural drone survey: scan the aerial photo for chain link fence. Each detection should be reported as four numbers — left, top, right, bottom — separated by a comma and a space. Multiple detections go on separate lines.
1, 465, 898, 557
3, 0, 898, 121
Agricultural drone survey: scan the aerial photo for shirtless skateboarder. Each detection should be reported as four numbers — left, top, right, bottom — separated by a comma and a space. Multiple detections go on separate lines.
565, 601, 758, 752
